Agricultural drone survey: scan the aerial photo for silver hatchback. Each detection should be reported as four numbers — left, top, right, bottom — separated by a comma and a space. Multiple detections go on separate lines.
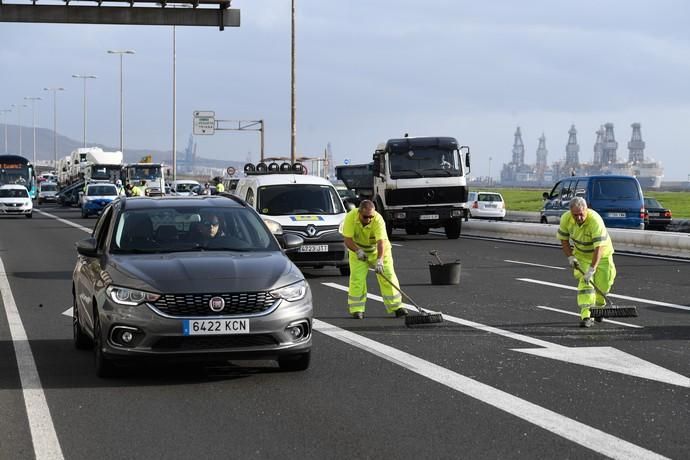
72, 195, 312, 377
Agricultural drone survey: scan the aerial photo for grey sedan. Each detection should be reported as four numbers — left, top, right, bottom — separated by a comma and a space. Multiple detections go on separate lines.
72, 195, 311, 377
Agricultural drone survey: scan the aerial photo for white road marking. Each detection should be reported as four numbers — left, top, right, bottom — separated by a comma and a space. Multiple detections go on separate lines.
535, 305, 643, 328
35, 209, 91, 234
504, 259, 565, 270
519, 278, 690, 312
62, 307, 72, 317
0, 256, 65, 459
313, 319, 669, 460
322, 282, 689, 387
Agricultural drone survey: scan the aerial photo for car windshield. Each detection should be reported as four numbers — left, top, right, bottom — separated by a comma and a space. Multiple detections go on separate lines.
41, 183, 57, 192
478, 193, 502, 202
87, 186, 117, 196
258, 184, 345, 215
0, 188, 28, 198
592, 179, 640, 200
111, 206, 279, 253
176, 183, 197, 193
644, 198, 662, 208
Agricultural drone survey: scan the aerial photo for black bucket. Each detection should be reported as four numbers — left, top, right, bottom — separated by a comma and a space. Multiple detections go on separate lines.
429, 262, 461, 285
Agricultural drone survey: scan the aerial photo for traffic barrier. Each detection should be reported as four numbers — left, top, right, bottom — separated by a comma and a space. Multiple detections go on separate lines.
463, 220, 690, 259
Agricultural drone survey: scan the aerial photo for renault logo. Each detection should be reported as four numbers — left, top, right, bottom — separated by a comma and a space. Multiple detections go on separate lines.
425, 190, 435, 201
306, 224, 317, 237
209, 296, 225, 312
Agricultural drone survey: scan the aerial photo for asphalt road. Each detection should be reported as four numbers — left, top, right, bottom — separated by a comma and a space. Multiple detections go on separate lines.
1, 204, 689, 459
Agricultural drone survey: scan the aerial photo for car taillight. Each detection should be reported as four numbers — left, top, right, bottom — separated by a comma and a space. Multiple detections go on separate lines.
639, 207, 645, 219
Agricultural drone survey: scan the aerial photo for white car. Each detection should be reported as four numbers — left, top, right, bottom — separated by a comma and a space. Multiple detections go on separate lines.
37, 181, 59, 204
170, 180, 200, 196
0, 184, 33, 218
467, 191, 506, 220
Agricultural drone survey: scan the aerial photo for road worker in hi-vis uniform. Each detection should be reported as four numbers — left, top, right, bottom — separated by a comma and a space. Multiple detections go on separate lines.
341, 200, 407, 319
558, 196, 617, 328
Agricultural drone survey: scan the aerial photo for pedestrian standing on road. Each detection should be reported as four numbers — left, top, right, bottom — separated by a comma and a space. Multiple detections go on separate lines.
558, 196, 616, 327
341, 200, 407, 319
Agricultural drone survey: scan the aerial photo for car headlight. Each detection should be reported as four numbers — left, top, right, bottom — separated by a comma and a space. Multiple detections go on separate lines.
106, 286, 160, 306
263, 218, 283, 235
269, 280, 308, 302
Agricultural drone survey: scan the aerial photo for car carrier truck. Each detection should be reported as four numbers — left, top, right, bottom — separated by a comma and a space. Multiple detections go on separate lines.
336, 136, 470, 239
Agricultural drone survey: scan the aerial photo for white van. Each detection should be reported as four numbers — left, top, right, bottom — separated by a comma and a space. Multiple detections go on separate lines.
235, 172, 349, 275
170, 179, 200, 196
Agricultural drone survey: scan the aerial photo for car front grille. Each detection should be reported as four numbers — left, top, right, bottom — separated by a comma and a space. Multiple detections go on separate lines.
152, 334, 279, 350
385, 186, 466, 206
289, 251, 346, 263
152, 292, 277, 317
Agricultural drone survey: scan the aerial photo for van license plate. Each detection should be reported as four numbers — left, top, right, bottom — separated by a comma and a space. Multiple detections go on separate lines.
299, 244, 328, 252
420, 214, 439, 220
607, 212, 626, 218
183, 319, 249, 336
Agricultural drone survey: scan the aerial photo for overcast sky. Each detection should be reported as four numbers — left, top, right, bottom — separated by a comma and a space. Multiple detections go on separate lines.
1, 0, 689, 180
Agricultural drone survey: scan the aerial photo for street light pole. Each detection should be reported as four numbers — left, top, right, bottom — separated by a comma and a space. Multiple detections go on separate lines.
0, 108, 11, 154
172, 20, 177, 180
11, 103, 27, 156
107, 50, 135, 154
72, 74, 97, 148
43, 87, 64, 167
290, 0, 296, 163
24, 96, 42, 165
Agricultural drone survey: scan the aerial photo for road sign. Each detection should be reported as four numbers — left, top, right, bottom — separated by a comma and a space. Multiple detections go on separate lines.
193, 111, 215, 135
226, 166, 236, 176
344, 158, 350, 165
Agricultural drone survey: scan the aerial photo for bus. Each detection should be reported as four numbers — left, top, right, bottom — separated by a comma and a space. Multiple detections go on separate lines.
0, 155, 37, 199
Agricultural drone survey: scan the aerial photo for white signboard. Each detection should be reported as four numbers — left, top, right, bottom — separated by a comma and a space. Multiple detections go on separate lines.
193, 111, 215, 135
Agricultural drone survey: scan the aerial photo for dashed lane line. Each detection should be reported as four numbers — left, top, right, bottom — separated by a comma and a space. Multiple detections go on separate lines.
34, 209, 91, 234
535, 305, 643, 328
0, 256, 65, 460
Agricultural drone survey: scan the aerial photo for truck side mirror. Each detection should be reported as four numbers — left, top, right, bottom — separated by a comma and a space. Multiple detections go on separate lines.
460, 146, 471, 171
372, 153, 381, 176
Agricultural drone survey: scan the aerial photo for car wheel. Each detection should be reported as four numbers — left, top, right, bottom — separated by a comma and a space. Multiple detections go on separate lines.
81, 209, 88, 218
540, 216, 548, 224
25, 212, 32, 219
38, 199, 43, 205
339, 265, 350, 276
93, 313, 116, 378
278, 351, 311, 371
73, 292, 93, 350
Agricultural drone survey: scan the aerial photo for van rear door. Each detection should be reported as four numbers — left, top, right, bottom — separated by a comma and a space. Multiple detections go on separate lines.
589, 177, 644, 229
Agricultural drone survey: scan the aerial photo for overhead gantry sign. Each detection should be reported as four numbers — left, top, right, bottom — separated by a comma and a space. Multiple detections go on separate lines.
0, 0, 240, 30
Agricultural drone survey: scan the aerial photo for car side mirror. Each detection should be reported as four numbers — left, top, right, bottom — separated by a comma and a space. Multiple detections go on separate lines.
281, 233, 304, 252
344, 201, 355, 211
75, 237, 99, 258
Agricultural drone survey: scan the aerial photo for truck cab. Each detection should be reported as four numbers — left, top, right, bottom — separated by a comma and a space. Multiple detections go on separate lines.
337, 136, 470, 239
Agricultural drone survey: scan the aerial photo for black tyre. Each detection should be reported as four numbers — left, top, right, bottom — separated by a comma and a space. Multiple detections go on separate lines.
445, 219, 461, 239
93, 314, 116, 378
540, 216, 548, 224
339, 265, 350, 276
81, 208, 88, 218
73, 293, 93, 350
385, 219, 394, 238
25, 213, 32, 219
278, 351, 311, 371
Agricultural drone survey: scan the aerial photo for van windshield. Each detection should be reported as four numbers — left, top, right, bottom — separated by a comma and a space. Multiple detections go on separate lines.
592, 179, 640, 200
258, 184, 345, 215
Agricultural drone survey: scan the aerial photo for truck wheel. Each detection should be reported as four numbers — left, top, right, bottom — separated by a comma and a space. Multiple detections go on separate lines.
445, 219, 461, 239
385, 219, 394, 238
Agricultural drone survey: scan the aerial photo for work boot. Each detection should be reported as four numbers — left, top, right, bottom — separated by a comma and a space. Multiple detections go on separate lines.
580, 317, 594, 328
351, 312, 364, 320
594, 316, 604, 323
394, 308, 408, 318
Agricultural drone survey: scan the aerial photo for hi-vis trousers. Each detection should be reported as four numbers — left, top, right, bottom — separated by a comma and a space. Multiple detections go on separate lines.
347, 249, 403, 315
574, 255, 616, 319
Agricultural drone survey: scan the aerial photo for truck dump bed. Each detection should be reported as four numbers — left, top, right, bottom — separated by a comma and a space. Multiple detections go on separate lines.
335, 163, 374, 195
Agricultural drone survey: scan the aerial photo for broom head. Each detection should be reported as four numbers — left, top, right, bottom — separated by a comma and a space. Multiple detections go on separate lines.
405, 312, 444, 327
590, 306, 638, 318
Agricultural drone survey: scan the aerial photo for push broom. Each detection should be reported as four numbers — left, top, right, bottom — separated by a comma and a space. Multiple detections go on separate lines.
575, 266, 638, 318
368, 266, 444, 326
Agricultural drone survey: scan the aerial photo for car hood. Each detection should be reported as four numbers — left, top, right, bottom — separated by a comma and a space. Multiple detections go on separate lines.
107, 251, 302, 293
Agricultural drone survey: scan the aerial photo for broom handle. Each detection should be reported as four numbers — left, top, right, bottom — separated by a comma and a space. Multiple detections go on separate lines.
367, 265, 427, 314
574, 265, 611, 307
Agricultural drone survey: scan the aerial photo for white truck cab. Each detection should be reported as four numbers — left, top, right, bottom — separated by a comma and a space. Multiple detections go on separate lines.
235, 165, 349, 275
